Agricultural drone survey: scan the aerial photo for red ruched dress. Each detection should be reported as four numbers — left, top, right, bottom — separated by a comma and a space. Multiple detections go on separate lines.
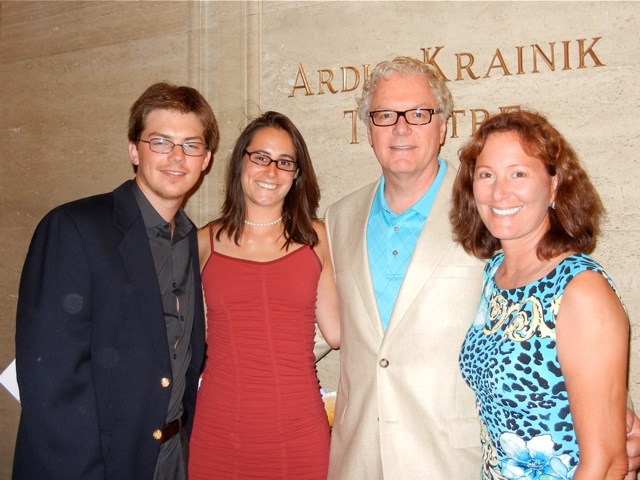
188, 231, 330, 479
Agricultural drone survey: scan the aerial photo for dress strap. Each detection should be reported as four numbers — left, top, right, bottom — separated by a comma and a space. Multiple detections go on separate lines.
209, 223, 215, 252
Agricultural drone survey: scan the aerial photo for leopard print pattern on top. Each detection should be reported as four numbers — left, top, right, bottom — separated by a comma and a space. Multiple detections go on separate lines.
459, 252, 623, 480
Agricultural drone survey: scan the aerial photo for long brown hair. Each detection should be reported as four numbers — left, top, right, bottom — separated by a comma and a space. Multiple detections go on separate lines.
214, 111, 320, 249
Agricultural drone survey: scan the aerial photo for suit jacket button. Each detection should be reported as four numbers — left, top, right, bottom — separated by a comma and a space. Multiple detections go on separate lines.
153, 429, 163, 441
161, 377, 171, 388
379, 358, 389, 368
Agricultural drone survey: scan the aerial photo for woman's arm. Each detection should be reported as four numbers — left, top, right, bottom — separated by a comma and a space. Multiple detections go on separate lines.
556, 270, 629, 479
312, 220, 341, 349
197, 225, 212, 273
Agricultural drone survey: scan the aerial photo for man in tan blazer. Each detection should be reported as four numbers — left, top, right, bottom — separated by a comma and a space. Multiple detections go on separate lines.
324, 56, 483, 479
324, 56, 640, 479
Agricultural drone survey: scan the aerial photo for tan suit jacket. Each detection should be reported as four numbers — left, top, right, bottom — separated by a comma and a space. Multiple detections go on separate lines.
325, 162, 484, 479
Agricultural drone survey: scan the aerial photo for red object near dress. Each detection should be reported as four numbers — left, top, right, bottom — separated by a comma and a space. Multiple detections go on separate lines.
189, 230, 330, 479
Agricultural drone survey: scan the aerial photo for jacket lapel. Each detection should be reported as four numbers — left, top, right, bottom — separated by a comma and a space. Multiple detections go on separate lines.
384, 164, 456, 338
349, 180, 385, 339
112, 182, 168, 355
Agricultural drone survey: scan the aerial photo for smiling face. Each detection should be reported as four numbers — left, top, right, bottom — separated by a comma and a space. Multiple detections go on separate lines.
473, 131, 557, 249
367, 73, 446, 184
129, 109, 211, 214
241, 127, 297, 213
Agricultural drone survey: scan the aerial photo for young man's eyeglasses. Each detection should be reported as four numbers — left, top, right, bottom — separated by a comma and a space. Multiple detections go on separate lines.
139, 138, 207, 157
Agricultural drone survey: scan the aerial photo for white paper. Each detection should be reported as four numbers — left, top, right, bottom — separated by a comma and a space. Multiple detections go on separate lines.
0, 359, 20, 402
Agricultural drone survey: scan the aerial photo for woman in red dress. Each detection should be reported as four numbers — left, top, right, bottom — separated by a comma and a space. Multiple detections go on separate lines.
189, 111, 340, 479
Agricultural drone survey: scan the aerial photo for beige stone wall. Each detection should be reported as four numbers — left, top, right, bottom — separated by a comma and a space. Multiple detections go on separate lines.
1, 1, 638, 476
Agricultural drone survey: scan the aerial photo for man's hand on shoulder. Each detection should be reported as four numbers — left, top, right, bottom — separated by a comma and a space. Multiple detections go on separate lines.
626, 407, 640, 479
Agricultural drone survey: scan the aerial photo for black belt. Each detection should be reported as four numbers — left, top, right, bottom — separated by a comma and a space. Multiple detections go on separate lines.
158, 411, 187, 444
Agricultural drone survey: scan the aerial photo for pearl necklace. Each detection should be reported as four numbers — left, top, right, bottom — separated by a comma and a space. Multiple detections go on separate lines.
244, 216, 283, 227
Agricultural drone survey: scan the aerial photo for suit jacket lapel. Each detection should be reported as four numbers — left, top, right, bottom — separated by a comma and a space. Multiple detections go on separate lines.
385, 165, 456, 337
113, 182, 167, 355
349, 180, 385, 339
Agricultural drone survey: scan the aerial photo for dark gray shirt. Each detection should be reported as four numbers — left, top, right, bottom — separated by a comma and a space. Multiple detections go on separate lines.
132, 184, 194, 425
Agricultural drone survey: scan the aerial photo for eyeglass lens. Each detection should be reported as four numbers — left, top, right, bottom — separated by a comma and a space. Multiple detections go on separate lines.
370, 108, 439, 126
141, 138, 206, 156
246, 151, 297, 172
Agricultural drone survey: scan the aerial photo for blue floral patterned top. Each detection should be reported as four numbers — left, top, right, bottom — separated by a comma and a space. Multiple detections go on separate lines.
459, 252, 623, 480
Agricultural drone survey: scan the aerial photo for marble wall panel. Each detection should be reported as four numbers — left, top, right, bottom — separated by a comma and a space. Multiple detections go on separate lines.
0, 1, 191, 62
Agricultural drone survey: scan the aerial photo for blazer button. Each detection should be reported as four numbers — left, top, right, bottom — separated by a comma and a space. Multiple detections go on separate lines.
160, 377, 171, 388
379, 358, 389, 368
152, 429, 163, 441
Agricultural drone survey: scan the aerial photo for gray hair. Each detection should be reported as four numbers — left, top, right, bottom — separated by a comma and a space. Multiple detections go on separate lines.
356, 56, 453, 125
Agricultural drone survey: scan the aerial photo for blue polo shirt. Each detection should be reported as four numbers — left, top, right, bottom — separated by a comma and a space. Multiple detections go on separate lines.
367, 158, 447, 331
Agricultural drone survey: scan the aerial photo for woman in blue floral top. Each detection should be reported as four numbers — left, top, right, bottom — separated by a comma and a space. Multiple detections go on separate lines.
450, 110, 629, 479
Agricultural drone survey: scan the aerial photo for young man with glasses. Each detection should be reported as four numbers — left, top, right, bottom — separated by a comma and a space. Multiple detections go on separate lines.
322, 56, 640, 479
13, 82, 219, 480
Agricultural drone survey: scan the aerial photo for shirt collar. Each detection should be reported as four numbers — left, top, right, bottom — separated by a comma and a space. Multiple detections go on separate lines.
132, 182, 193, 240
371, 158, 448, 218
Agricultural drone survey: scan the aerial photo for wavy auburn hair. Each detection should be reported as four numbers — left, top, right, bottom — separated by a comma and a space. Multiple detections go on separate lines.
214, 111, 320, 249
450, 109, 604, 260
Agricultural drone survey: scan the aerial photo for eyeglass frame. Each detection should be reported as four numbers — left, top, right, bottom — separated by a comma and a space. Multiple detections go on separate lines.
244, 150, 298, 172
138, 138, 208, 157
368, 108, 442, 127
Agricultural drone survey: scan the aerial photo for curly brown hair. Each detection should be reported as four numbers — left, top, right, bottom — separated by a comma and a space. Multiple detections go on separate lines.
450, 109, 604, 260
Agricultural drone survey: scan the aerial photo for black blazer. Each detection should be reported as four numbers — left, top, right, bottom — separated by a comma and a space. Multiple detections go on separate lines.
13, 180, 206, 480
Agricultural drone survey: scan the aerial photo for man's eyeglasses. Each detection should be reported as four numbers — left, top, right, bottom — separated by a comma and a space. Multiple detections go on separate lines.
244, 150, 298, 172
368, 108, 441, 127
139, 138, 207, 157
